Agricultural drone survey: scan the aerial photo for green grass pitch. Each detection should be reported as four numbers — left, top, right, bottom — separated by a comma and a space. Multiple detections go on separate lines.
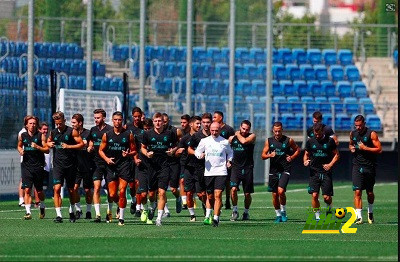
0, 182, 397, 261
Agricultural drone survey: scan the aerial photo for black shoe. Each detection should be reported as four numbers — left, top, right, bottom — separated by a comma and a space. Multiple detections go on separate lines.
93, 215, 101, 223
53, 216, 63, 223
148, 208, 155, 220
212, 219, 219, 227
69, 212, 76, 223
85, 212, 92, 219
224, 201, 231, 210
242, 212, 250, 221
190, 215, 196, 222
118, 219, 125, 226
75, 210, 83, 219
130, 202, 136, 215
182, 204, 188, 210
368, 213, 374, 224
116, 207, 120, 219
135, 210, 141, 217
39, 208, 45, 219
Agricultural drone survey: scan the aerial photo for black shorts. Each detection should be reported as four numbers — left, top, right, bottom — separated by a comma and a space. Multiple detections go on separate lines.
75, 171, 94, 189
352, 165, 376, 192
194, 166, 206, 193
205, 176, 227, 194
169, 161, 180, 188
231, 165, 254, 193
137, 162, 149, 193
148, 164, 171, 191
21, 164, 45, 191
106, 161, 133, 183
93, 164, 107, 181
308, 171, 333, 196
53, 165, 77, 189
184, 166, 204, 193
267, 172, 290, 192
180, 164, 186, 179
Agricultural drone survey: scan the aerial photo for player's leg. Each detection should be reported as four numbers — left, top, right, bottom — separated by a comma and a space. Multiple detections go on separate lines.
366, 171, 376, 224
308, 173, 321, 220
73, 174, 82, 219
33, 187, 40, 207
135, 178, 142, 216
155, 166, 171, 226
156, 188, 167, 226
241, 167, 254, 220
212, 176, 226, 227
268, 173, 281, 222
128, 179, 136, 215
278, 172, 290, 222
204, 176, 214, 225
230, 166, 239, 221
169, 162, 182, 214
18, 179, 25, 207
52, 166, 64, 222
66, 167, 78, 223
118, 177, 129, 226
321, 173, 333, 215
33, 169, 46, 219
21, 166, 33, 219
180, 175, 187, 209
352, 165, 364, 223
92, 166, 105, 222
224, 170, 231, 209
82, 172, 94, 219
106, 179, 118, 223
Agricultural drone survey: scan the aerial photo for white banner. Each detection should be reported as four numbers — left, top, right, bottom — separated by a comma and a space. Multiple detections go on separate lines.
0, 150, 21, 195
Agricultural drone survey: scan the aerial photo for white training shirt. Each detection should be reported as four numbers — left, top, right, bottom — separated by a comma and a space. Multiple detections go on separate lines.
195, 135, 233, 177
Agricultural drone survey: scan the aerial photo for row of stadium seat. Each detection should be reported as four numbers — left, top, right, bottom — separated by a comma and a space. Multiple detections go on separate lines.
152, 77, 367, 98
1, 57, 106, 77
133, 61, 360, 82
0, 41, 84, 59
111, 45, 353, 65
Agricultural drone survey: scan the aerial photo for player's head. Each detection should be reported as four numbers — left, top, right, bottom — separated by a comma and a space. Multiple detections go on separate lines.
272, 122, 283, 140
112, 111, 123, 128
240, 120, 251, 137
180, 114, 190, 130
190, 116, 201, 133
93, 108, 106, 126
143, 118, 153, 131
354, 114, 366, 132
153, 112, 164, 130
24, 115, 38, 133
312, 111, 323, 124
162, 113, 169, 127
52, 111, 66, 130
213, 111, 224, 124
131, 107, 143, 127
71, 113, 84, 131
39, 122, 49, 136
313, 122, 324, 140
210, 122, 221, 138
201, 112, 212, 132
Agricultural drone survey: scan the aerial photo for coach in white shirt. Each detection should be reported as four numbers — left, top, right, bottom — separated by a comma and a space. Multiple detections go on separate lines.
195, 122, 233, 227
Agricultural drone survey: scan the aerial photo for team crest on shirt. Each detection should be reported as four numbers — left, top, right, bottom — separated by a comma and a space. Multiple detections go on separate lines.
363, 137, 368, 142
163, 136, 168, 141
23, 139, 28, 143
109, 139, 113, 142
222, 131, 226, 136
122, 137, 127, 143
65, 135, 69, 140
282, 143, 287, 148
323, 144, 327, 149
151, 138, 156, 141
312, 145, 317, 149
93, 133, 97, 137
352, 137, 357, 141
34, 138, 38, 142
233, 140, 238, 144
271, 144, 274, 148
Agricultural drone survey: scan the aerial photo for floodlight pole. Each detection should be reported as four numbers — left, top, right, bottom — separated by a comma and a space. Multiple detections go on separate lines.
185, 0, 193, 115
228, 0, 235, 127
27, 0, 34, 115
264, 0, 273, 185
86, 0, 93, 90
139, 0, 146, 110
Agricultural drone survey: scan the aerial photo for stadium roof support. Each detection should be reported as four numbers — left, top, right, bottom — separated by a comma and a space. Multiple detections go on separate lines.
185, 0, 193, 115
86, 0, 93, 90
228, 0, 235, 127
138, 0, 146, 110
27, 0, 34, 115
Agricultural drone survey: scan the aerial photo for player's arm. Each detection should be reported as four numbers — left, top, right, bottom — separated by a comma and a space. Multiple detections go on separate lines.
17, 137, 24, 156
226, 143, 233, 167
33, 133, 49, 153
194, 139, 206, 159
126, 133, 137, 157
47, 133, 55, 148
358, 131, 382, 154
235, 131, 256, 144
175, 138, 186, 157
287, 138, 300, 162
176, 128, 183, 141
323, 148, 339, 171
99, 133, 113, 164
261, 139, 275, 160
303, 150, 310, 166
331, 134, 339, 145
348, 131, 356, 153
64, 129, 84, 150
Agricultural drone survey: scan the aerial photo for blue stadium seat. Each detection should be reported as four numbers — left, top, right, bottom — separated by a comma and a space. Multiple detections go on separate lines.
280, 80, 296, 96
101, 78, 111, 91
321, 80, 336, 97
299, 64, 315, 80
292, 48, 307, 64
301, 96, 317, 113
235, 63, 245, 80
250, 47, 265, 64
153, 77, 173, 95
366, 114, 382, 131
200, 62, 214, 78
307, 49, 322, 65
210, 79, 222, 95
257, 63, 266, 80
344, 65, 360, 81
221, 47, 230, 62
235, 47, 251, 63
338, 49, 353, 66
169, 46, 186, 62
215, 63, 229, 80
197, 78, 211, 94
252, 80, 265, 96
272, 80, 281, 96
329, 65, 344, 81
285, 64, 301, 80
308, 80, 323, 96
343, 97, 359, 114
177, 62, 186, 78
314, 64, 328, 80
294, 80, 309, 96
254, 113, 266, 129
273, 96, 289, 113
322, 113, 333, 127
278, 48, 293, 64
359, 97, 374, 114
244, 63, 259, 80
165, 61, 177, 77
336, 81, 352, 98
315, 96, 330, 113
192, 62, 200, 78
70, 60, 81, 75
328, 96, 343, 113
193, 47, 208, 63
236, 79, 251, 96
282, 113, 299, 129
287, 96, 302, 113
154, 46, 167, 60
322, 49, 337, 65
245, 95, 259, 105
352, 81, 367, 98
207, 47, 225, 63
335, 113, 351, 130
272, 64, 287, 80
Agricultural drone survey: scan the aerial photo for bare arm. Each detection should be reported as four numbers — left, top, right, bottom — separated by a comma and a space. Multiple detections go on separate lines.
99, 133, 114, 165
17, 138, 24, 156
123, 133, 137, 157
358, 132, 382, 154
32, 133, 49, 153
303, 150, 310, 166
323, 148, 340, 171
286, 138, 300, 162
261, 139, 275, 160
62, 129, 84, 150
348, 131, 356, 152
235, 131, 256, 144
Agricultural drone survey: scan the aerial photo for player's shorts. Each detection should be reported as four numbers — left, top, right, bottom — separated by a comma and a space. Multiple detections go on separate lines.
205, 176, 227, 194
230, 165, 254, 193
352, 165, 376, 192
53, 165, 77, 189
267, 172, 290, 192
106, 161, 133, 183
43, 170, 49, 187
194, 166, 206, 193
93, 164, 107, 181
75, 171, 94, 189
169, 161, 180, 188
137, 162, 149, 194
308, 171, 333, 196
21, 164, 45, 191
184, 166, 203, 193
148, 164, 171, 191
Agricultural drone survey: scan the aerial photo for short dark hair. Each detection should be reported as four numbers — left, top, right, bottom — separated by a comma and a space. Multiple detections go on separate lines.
72, 113, 84, 123
241, 120, 251, 128
143, 118, 153, 127
354, 115, 365, 123
313, 122, 324, 132
181, 114, 190, 122
93, 109, 106, 117
39, 122, 49, 129
52, 111, 65, 121
312, 111, 323, 121
112, 111, 123, 118
273, 121, 283, 128
131, 107, 143, 115
190, 116, 202, 123
201, 112, 212, 121
214, 111, 224, 119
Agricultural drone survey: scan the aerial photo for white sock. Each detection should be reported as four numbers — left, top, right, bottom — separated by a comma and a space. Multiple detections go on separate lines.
157, 209, 164, 221
182, 196, 187, 204
39, 202, 45, 209
86, 204, 92, 213
280, 205, 286, 212
233, 205, 238, 212
119, 208, 125, 220
206, 208, 212, 218
107, 202, 113, 213
164, 203, 170, 213
368, 204, 373, 213
244, 208, 249, 214
141, 203, 144, 210
315, 210, 320, 220
19, 197, 24, 204
136, 204, 141, 211
188, 207, 195, 216
55, 207, 62, 217
75, 202, 82, 212
94, 204, 100, 216
275, 209, 281, 217
213, 215, 219, 221
356, 208, 362, 218
69, 204, 75, 213
25, 204, 31, 214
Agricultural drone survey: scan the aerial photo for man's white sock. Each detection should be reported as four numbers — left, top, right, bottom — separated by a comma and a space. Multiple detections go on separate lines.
25, 204, 31, 214
55, 207, 62, 217
188, 207, 195, 216
119, 208, 125, 220
157, 209, 164, 221
94, 204, 100, 216
275, 209, 281, 217
164, 203, 170, 213
368, 204, 373, 213
213, 215, 219, 221
69, 204, 75, 213
356, 208, 362, 218
280, 205, 286, 212
206, 208, 212, 218
75, 202, 82, 212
